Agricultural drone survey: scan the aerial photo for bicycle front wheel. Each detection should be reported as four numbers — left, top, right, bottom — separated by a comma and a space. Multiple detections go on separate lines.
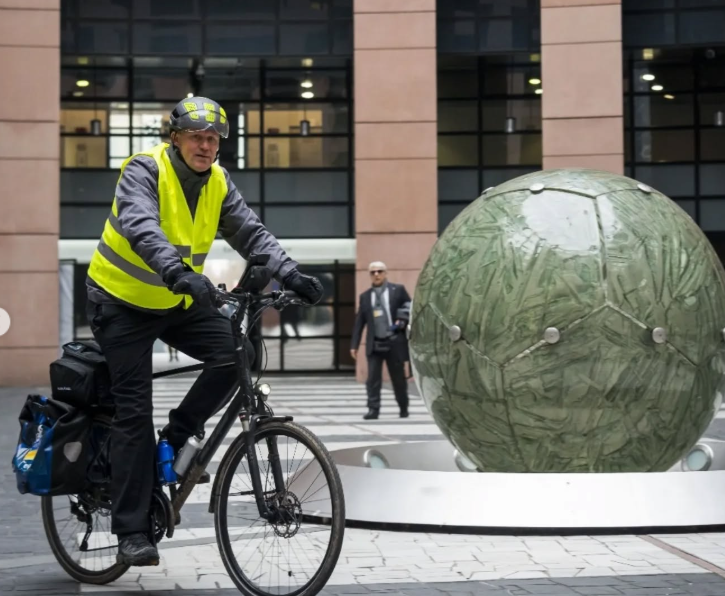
214, 421, 345, 596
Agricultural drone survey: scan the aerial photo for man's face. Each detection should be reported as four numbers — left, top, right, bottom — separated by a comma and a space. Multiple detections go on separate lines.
370, 268, 387, 287
173, 130, 220, 172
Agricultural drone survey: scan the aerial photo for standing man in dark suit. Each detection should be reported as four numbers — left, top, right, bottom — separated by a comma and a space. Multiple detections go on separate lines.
351, 261, 411, 420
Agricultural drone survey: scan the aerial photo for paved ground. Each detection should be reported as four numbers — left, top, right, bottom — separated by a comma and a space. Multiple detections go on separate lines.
3, 374, 725, 595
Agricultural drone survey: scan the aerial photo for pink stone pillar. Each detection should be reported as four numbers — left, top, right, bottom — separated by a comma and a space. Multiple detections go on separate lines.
0, 0, 60, 386
541, 0, 624, 174
353, 0, 438, 381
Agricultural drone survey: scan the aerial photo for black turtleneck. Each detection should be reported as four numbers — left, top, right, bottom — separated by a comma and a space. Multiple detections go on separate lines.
166, 144, 211, 220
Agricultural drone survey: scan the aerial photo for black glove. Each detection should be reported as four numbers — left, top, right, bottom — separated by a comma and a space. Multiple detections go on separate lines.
283, 270, 324, 304
170, 271, 217, 308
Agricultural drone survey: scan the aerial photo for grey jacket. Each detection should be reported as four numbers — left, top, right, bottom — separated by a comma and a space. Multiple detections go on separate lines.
87, 145, 297, 311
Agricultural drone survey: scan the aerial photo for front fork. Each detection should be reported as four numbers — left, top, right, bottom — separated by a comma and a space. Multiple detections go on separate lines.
242, 414, 291, 520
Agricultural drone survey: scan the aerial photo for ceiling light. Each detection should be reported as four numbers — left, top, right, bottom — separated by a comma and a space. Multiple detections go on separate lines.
651, 84, 664, 92
642, 74, 655, 81
529, 78, 541, 86
301, 58, 314, 67
72, 91, 84, 97
664, 94, 675, 100
643, 48, 654, 60
535, 89, 543, 95
300, 80, 313, 89
77, 56, 89, 65
76, 80, 90, 88
301, 91, 314, 99
186, 92, 194, 98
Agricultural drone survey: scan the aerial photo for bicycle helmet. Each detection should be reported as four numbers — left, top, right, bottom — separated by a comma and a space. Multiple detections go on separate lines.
169, 96, 229, 139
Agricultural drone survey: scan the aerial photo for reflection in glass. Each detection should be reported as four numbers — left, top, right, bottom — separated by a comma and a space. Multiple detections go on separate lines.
438, 169, 478, 202
438, 135, 478, 166
206, 0, 276, 19
481, 99, 541, 132
482, 134, 542, 166
263, 137, 348, 168
635, 130, 694, 162
265, 171, 348, 203
76, 22, 129, 54
438, 101, 478, 132
633, 94, 693, 128
133, 69, 190, 100
206, 24, 276, 56
438, 68, 478, 99
264, 205, 349, 237
62, 69, 129, 99
132, 22, 202, 55
437, 20, 476, 53
280, 23, 329, 55
265, 70, 348, 99
699, 93, 725, 126
701, 129, 725, 161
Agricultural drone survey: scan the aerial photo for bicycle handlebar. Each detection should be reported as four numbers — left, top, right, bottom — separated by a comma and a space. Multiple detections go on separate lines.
213, 287, 307, 311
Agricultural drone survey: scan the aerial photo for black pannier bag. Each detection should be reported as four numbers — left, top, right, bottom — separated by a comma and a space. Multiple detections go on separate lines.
49, 341, 112, 409
12, 395, 92, 496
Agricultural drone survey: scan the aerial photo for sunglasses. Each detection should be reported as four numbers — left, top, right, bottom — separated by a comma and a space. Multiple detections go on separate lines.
369, 270, 385, 275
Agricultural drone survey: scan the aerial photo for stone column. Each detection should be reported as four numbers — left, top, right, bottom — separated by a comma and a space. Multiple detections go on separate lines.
353, 0, 438, 381
0, 0, 60, 386
541, 0, 624, 174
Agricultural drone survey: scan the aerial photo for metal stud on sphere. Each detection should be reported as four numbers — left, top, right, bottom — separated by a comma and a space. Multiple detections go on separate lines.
409, 168, 725, 473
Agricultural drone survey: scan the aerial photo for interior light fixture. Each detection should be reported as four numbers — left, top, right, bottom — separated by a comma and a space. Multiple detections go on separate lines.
301, 58, 314, 67
505, 117, 516, 134
76, 80, 90, 88
643, 48, 655, 60
651, 84, 664, 91
716, 110, 724, 127
535, 88, 543, 95
72, 91, 84, 97
664, 94, 675, 100
642, 74, 655, 81
186, 92, 194, 98
528, 78, 541, 86
300, 80, 313, 89
301, 91, 314, 99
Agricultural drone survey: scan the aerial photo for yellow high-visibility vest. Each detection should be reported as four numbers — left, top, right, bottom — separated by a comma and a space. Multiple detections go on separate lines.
88, 143, 227, 310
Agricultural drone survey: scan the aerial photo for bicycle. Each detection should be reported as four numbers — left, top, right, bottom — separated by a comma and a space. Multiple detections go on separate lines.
40, 261, 346, 596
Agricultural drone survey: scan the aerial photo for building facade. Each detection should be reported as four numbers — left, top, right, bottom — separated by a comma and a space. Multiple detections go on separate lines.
2, 0, 725, 383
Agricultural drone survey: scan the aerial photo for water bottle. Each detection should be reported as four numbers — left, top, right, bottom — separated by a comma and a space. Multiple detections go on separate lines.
173, 435, 203, 477
156, 439, 177, 485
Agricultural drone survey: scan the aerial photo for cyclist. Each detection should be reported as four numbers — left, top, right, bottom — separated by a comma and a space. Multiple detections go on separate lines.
85, 97, 323, 566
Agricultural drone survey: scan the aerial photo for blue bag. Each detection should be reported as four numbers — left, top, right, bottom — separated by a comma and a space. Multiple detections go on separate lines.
12, 395, 91, 496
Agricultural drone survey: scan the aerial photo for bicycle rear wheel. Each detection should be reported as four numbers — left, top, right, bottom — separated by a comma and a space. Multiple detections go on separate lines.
214, 421, 345, 596
41, 415, 130, 585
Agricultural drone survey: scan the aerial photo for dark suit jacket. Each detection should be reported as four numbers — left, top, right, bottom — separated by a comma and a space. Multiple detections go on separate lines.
351, 283, 411, 359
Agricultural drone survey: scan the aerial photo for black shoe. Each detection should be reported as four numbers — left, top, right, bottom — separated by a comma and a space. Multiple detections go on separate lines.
400, 410, 409, 418
363, 409, 379, 420
117, 533, 159, 567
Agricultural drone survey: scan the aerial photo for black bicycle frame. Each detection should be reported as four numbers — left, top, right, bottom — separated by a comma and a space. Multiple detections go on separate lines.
159, 293, 291, 521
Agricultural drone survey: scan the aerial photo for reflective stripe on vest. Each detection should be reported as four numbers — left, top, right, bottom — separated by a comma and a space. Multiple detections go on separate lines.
87, 143, 227, 310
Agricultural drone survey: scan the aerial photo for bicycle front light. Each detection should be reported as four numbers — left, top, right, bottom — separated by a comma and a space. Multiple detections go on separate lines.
255, 383, 272, 400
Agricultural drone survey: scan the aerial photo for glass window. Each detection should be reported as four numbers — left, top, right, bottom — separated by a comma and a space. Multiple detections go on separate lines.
482, 167, 538, 188
206, 0, 276, 19
61, 102, 130, 135
438, 101, 478, 132
632, 64, 693, 93
237, 136, 261, 169
439, 203, 467, 234
438, 69, 478, 98
482, 133, 542, 166
623, 13, 676, 47
438, 169, 478, 202
632, 164, 695, 196
60, 170, 121, 202
438, 135, 479, 166
77, 0, 130, 19
699, 94, 725, 126
228, 172, 261, 203
674, 199, 696, 221
332, 0, 353, 19
131, 103, 175, 137
699, 57, 725, 90
634, 130, 694, 162
62, 137, 108, 168
333, 20, 353, 55
633, 94, 693, 127
132, 0, 201, 18
701, 129, 725, 161
280, 0, 329, 20
700, 164, 725, 196
265, 70, 347, 99
279, 23, 330, 55
62, 69, 129, 99
264, 205, 349, 237
437, 20, 476, 53
206, 24, 276, 55
679, 11, 725, 45
76, 22, 129, 54
133, 69, 190, 101
479, 18, 532, 52
132, 22, 202, 55
237, 104, 262, 134
481, 98, 541, 132
700, 199, 725, 232
61, 206, 112, 239
262, 103, 349, 134
265, 171, 348, 203
203, 69, 261, 101
482, 66, 541, 96
263, 137, 348, 168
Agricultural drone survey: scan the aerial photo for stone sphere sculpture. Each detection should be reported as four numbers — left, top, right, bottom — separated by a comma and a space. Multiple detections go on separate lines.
409, 168, 725, 473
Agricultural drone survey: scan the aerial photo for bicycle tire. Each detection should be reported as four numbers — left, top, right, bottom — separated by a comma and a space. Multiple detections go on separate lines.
41, 414, 130, 585
214, 421, 345, 596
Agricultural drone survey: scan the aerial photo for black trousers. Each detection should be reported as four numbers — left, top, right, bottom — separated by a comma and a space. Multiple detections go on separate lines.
86, 300, 244, 535
365, 338, 409, 412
